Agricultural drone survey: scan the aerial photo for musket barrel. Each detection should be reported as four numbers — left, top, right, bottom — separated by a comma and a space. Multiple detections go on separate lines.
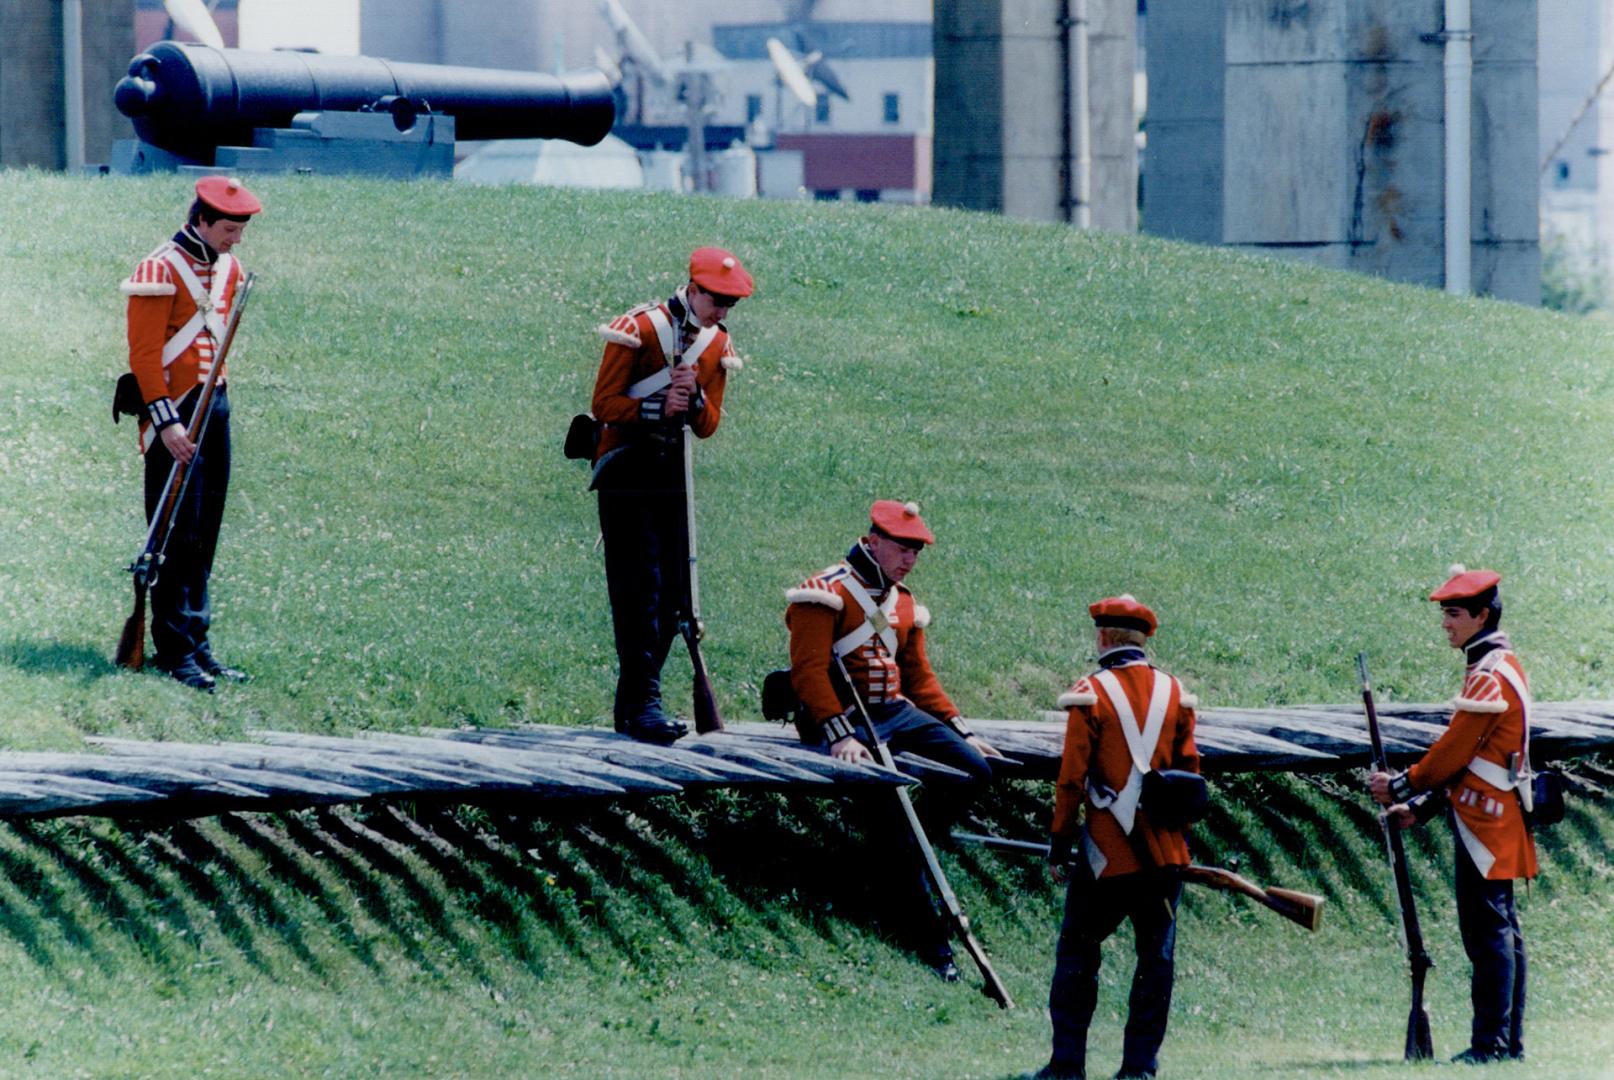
115, 42, 616, 161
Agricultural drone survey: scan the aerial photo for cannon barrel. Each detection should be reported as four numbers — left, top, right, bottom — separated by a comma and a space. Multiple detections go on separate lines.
115, 42, 616, 161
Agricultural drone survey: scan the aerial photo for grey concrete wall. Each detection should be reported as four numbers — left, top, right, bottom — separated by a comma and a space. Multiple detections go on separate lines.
1088, 0, 1138, 230
932, 0, 1005, 212
1148, 0, 1539, 303
0, 0, 134, 168
934, 0, 1137, 229
1143, 0, 1224, 241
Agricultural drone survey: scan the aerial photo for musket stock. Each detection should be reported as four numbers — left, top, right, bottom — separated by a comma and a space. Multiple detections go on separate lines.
1357, 652, 1436, 1061
951, 832, 1324, 932
114, 273, 256, 671
677, 368, 722, 733
835, 658, 1013, 1008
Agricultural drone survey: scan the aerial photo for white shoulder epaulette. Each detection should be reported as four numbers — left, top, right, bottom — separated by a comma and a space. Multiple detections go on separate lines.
1057, 688, 1098, 709
120, 242, 178, 297
596, 301, 659, 349
785, 585, 843, 610
786, 565, 851, 610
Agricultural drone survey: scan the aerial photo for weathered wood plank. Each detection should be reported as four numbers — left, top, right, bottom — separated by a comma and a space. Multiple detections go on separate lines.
437, 729, 738, 785
253, 732, 653, 796
0, 696, 1597, 823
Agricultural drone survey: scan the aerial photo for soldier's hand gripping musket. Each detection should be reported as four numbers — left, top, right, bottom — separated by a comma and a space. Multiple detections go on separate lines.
114, 176, 262, 689
676, 373, 722, 734
1358, 652, 1436, 1061
1365, 568, 1536, 1064
782, 501, 1005, 993
116, 271, 255, 671
586, 248, 751, 744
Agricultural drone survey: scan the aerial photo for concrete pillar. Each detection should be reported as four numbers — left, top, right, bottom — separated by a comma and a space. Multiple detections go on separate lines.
1145, 0, 1539, 304
0, 0, 134, 168
934, 0, 1137, 229
1142, 0, 1224, 243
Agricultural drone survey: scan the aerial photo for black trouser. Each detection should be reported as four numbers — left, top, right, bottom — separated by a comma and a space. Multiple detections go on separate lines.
1454, 825, 1526, 1058
1048, 869, 1181, 1077
595, 448, 687, 725
857, 700, 994, 963
142, 387, 230, 666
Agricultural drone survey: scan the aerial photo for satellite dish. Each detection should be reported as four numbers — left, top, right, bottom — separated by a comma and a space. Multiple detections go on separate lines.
766, 37, 817, 109
163, 0, 225, 49
597, 0, 670, 86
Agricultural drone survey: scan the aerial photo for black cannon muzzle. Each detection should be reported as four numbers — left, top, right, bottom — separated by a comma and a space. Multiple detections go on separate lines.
116, 42, 616, 161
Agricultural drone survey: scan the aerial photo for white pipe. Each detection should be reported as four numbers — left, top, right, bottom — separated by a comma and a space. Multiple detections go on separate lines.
1443, 0, 1473, 295
1073, 0, 1092, 229
63, 0, 85, 171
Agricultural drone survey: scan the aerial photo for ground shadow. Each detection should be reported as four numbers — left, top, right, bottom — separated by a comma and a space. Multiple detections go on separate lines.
2, 638, 116, 683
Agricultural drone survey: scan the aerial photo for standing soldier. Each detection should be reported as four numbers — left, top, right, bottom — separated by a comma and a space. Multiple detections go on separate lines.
784, 499, 1002, 977
1369, 566, 1535, 1064
121, 177, 260, 691
1039, 595, 1200, 1080
590, 248, 751, 743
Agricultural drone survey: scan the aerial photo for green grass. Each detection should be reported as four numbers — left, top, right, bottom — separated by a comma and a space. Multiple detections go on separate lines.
0, 172, 1612, 1076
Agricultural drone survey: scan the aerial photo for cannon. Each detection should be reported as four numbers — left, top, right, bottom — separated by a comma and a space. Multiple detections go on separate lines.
110, 42, 616, 176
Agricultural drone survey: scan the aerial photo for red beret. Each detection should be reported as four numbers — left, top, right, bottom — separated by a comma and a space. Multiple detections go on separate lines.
1429, 565, 1501, 603
195, 175, 262, 217
1089, 594, 1158, 636
869, 499, 934, 546
689, 247, 753, 298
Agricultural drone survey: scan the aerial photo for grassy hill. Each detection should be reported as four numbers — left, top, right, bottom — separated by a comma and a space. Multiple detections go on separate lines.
0, 172, 1610, 1076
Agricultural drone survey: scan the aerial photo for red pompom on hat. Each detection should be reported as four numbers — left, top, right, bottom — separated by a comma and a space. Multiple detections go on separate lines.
195, 175, 262, 217
1089, 594, 1158, 636
869, 499, 934, 546
689, 247, 753, 298
1429, 564, 1501, 603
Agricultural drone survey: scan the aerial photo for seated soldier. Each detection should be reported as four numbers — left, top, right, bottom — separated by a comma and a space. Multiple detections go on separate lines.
784, 499, 1002, 976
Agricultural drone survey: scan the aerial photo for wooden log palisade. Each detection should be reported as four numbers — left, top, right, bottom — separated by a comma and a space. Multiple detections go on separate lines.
0, 701, 1608, 822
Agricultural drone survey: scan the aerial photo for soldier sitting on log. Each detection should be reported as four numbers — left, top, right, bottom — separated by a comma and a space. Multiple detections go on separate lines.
783, 499, 1003, 978
1038, 594, 1202, 1080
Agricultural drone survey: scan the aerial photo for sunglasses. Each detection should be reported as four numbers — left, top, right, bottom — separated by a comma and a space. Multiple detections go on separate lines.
701, 289, 742, 308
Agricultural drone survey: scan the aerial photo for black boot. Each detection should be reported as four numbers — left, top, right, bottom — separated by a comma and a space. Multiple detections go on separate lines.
155, 654, 215, 693
615, 693, 687, 744
195, 644, 248, 683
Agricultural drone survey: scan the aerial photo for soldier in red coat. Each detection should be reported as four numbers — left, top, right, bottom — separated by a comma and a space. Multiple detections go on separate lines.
1038, 595, 1200, 1080
1370, 566, 1536, 1064
785, 499, 1002, 977
121, 176, 259, 690
590, 247, 750, 743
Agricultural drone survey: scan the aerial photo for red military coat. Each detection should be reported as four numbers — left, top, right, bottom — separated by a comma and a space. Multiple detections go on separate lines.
1051, 655, 1201, 879
785, 551, 963, 745
123, 235, 245, 451
591, 289, 740, 463
1406, 640, 1538, 880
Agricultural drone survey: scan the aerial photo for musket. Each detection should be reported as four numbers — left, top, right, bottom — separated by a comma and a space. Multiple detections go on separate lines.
949, 832, 1325, 932
833, 655, 1013, 1008
674, 349, 721, 733
1357, 652, 1435, 1061
114, 272, 256, 670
